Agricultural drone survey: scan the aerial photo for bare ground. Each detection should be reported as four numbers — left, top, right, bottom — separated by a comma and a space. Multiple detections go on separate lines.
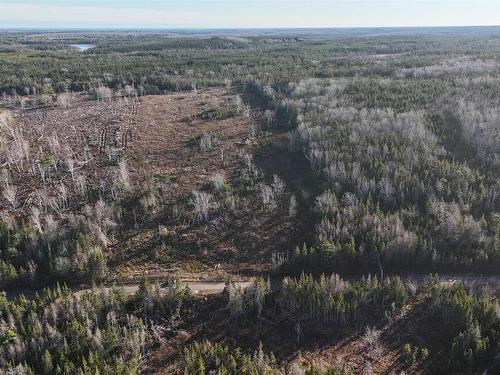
108, 89, 317, 278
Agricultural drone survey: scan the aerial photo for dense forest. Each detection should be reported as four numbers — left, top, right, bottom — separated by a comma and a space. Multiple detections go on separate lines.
1, 28, 500, 374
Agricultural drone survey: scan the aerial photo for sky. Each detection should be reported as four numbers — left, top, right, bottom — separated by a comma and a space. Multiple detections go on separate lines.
0, 0, 499, 29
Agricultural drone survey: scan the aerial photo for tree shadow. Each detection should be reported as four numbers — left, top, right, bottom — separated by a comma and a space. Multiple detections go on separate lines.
251, 138, 324, 252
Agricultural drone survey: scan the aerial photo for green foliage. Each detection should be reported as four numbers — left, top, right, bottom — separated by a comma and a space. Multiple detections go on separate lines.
225, 277, 271, 322
432, 284, 500, 371
0, 282, 191, 374
0, 209, 111, 287
402, 343, 429, 366
181, 341, 353, 375
278, 273, 409, 328
182, 341, 280, 375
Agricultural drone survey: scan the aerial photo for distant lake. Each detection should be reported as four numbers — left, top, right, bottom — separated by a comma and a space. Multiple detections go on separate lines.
70, 44, 95, 51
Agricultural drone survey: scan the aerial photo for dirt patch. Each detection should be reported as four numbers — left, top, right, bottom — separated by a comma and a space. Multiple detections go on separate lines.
127, 90, 248, 195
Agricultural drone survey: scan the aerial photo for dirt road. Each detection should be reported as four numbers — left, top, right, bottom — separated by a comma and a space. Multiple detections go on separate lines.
7, 273, 500, 300
74, 273, 500, 297
73, 279, 256, 297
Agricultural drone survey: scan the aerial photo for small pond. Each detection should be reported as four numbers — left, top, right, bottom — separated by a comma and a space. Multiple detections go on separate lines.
70, 44, 95, 51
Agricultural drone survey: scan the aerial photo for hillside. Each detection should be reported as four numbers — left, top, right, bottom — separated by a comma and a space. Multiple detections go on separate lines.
1, 29, 500, 375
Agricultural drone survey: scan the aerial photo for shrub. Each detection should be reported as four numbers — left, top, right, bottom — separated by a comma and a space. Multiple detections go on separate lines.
198, 131, 218, 152
211, 171, 229, 193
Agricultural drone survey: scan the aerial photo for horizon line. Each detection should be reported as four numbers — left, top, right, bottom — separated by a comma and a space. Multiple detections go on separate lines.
2, 24, 500, 31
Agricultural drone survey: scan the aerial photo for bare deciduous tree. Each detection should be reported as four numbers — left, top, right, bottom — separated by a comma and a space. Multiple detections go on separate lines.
199, 131, 217, 152
3, 182, 18, 209
117, 160, 131, 192
211, 171, 227, 193
56, 92, 76, 108
30, 206, 43, 233
190, 190, 213, 223
362, 326, 383, 361
96, 86, 113, 101
289, 194, 297, 218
